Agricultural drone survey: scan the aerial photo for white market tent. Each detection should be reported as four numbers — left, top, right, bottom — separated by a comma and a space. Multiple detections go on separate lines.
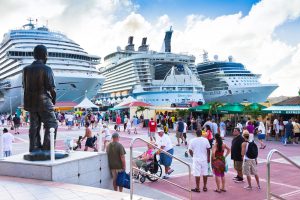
74, 97, 98, 109
114, 96, 137, 107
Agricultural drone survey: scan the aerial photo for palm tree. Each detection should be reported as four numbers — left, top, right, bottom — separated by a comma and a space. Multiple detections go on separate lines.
208, 102, 222, 122
135, 106, 149, 116
176, 109, 190, 119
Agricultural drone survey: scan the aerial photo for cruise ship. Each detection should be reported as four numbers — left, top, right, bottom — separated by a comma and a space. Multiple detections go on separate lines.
196, 51, 278, 103
98, 28, 205, 106
0, 19, 105, 113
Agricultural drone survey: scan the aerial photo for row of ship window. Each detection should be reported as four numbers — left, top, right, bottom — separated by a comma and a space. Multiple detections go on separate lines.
7, 51, 98, 62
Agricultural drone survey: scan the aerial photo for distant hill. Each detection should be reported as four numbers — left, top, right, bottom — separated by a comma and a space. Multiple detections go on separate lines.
267, 96, 290, 104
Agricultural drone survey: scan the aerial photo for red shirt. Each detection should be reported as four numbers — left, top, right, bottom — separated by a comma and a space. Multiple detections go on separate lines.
116, 117, 121, 125
149, 120, 157, 132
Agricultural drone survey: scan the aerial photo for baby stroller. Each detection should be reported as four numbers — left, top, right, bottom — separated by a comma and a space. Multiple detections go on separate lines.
134, 154, 162, 183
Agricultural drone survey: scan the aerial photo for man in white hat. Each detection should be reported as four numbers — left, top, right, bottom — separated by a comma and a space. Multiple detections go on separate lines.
156, 128, 174, 179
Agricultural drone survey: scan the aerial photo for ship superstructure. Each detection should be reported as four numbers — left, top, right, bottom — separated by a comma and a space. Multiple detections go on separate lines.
0, 19, 105, 112
99, 28, 205, 106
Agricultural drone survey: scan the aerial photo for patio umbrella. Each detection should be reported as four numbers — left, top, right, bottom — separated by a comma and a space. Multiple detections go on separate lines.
218, 103, 245, 114
248, 103, 267, 110
189, 103, 211, 112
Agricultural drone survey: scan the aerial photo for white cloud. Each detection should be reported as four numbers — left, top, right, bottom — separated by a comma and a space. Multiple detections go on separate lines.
0, 0, 299, 97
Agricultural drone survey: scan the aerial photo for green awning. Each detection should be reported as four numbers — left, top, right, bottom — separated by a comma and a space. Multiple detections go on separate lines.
262, 106, 300, 114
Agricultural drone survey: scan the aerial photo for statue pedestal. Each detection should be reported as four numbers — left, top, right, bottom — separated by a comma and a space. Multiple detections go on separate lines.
0, 151, 112, 189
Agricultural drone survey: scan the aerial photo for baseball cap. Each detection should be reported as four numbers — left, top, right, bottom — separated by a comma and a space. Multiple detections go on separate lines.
157, 128, 164, 133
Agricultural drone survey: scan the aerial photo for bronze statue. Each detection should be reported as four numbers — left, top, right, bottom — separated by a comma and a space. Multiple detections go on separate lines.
22, 45, 58, 154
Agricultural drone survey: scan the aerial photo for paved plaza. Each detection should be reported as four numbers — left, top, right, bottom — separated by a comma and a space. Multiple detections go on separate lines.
1, 123, 300, 200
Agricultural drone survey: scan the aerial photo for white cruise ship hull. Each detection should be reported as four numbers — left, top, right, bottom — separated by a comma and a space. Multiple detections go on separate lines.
133, 91, 205, 106
0, 72, 104, 113
203, 84, 278, 103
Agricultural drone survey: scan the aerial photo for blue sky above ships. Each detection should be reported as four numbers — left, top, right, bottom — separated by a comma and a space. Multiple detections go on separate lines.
134, 0, 260, 20
133, 0, 300, 45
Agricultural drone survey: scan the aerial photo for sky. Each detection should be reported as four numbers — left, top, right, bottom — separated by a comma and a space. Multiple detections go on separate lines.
0, 0, 300, 97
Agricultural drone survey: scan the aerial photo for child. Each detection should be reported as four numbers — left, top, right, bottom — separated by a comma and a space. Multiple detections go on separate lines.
102, 124, 111, 151
126, 118, 131, 134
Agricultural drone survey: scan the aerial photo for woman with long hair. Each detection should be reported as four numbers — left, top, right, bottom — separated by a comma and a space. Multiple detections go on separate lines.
212, 134, 230, 193
205, 125, 213, 147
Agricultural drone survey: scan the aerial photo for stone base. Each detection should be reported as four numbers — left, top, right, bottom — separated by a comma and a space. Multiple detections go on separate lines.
0, 151, 112, 189
23, 150, 69, 161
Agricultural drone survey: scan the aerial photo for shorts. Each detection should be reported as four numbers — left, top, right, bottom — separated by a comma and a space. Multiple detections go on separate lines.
85, 137, 95, 148
135, 159, 147, 168
111, 169, 124, 185
14, 124, 20, 128
176, 132, 183, 138
160, 149, 174, 167
192, 159, 208, 177
243, 159, 257, 176
220, 130, 225, 137
148, 132, 155, 138
234, 160, 243, 172
258, 134, 265, 140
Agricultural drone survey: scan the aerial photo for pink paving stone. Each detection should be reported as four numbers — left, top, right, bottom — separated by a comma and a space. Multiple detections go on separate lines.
143, 162, 300, 200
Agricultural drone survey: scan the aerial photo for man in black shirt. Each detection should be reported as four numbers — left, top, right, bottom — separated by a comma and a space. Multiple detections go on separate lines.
231, 128, 245, 182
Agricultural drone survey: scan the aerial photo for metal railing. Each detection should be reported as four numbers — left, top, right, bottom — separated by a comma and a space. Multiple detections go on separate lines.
267, 149, 300, 200
130, 137, 192, 200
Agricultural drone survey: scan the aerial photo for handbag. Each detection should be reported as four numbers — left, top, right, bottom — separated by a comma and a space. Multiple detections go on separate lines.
116, 171, 130, 189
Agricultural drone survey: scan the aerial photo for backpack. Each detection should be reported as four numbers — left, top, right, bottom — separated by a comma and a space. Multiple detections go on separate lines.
246, 141, 258, 159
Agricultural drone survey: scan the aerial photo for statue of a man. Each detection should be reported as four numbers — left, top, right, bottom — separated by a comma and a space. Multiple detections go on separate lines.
22, 45, 58, 152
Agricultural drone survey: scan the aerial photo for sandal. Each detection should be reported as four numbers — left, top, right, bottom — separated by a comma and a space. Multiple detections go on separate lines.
191, 188, 200, 193
263, 145, 266, 149
214, 189, 221, 193
221, 189, 227, 192
203, 187, 208, 192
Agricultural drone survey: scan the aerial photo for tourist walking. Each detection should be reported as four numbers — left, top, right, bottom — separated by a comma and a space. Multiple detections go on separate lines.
231, 128, 245, 183
188, 130, 211, 193
219, 120, 226, 138
148, 118, 157, 141
284, 119, 293, 146
293, 119, 300, 144
116, 115, 121, 132
106, 133, 126, 192
265, 118, 271, 141
132, 115, 138, 134
176, 118, 185, 146
156, 129, 174, 179
212, 134, 230, 193
241, 131, 261, 190
12, 114, 20, 134
102, 124, 111, 151
257, 121, 266, 149
204, 125, 213, 147
273, 117, 280, 141
81, 122, 97, 152
246, 121, 255, 142
2, 128, 14, 157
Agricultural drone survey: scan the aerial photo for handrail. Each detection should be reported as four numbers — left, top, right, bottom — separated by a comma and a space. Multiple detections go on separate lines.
130, 137, 192, 200
267, 149, 300, 200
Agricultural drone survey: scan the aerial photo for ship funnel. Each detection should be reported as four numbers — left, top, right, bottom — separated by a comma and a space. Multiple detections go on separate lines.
228, 55, 233, 62
163, 26, 173, 52
125, 36, 135, 51
138, 37, 149, 51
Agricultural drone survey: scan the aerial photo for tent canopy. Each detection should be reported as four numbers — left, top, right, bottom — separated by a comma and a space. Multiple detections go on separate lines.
74, 97, 98, 109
